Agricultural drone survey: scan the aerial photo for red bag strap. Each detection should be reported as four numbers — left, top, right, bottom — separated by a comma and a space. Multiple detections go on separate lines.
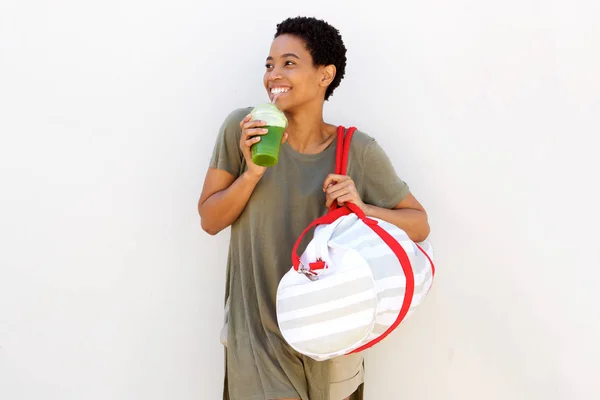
334, 125, 357, 176
292, 126, 358, 271
334, 126, 345, 175
340, 126, 356, 176
328, 126, 357, 213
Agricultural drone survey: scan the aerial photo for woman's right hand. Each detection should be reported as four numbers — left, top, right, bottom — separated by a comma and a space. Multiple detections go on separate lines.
239, 114, 288, 178
239, 114, 268, 177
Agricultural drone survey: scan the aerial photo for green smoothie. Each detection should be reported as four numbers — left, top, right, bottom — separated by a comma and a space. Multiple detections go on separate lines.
250, 103, 287, 167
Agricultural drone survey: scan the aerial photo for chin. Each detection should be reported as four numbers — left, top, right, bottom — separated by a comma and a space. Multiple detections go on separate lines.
273, 100, 293, 113
276, 103, 291, 112
276, 97, 305, 113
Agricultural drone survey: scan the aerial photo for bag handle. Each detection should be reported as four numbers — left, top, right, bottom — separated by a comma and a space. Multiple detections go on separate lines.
328, 126, 357, 213
292, 126, 359, 272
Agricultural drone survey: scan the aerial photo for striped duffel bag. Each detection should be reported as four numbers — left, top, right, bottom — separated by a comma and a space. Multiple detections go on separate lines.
275, 126, 435, 361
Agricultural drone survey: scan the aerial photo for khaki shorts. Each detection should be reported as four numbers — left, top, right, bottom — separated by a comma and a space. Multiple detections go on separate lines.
329, 353, 364, 400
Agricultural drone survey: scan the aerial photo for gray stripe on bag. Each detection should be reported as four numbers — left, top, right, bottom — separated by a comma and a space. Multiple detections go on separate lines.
368, 252, 432, 281
420, 266, 433, 283
277, 277, 374, 313
368, 255, 403, 280
278, 298, 376, 331
377, 281, 431, 307
407, 255, 432, 275
290, 325, 371, 354
377, 287, 405, 299
331, 233, 433, 281
332, 226, 410, 254
333, 236, 384, 252
378, 279, 428, 297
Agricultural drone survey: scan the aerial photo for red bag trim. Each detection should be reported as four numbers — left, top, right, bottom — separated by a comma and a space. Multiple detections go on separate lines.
349, 220, 415, 353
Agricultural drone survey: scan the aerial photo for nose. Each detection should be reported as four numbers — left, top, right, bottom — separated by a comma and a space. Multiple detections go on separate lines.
266, 66, 283, 82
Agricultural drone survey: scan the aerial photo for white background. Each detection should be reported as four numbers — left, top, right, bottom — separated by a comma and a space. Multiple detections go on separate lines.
1, 1, 599, 399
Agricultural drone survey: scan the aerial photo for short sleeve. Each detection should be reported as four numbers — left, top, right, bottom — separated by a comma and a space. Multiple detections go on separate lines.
209, 108, 249, 177
361, 139, 410, 209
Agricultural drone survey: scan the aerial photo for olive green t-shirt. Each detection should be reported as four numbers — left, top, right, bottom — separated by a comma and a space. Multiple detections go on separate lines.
210, 107, 410, 400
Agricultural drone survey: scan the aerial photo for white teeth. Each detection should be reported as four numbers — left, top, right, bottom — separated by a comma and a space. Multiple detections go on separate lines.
271, 88, 289, 94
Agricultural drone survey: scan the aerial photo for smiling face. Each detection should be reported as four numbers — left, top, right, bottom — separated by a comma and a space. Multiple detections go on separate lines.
263, 34, 335, 112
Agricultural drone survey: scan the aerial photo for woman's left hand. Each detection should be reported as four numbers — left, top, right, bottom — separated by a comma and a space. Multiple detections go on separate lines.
323, 174, 368, 213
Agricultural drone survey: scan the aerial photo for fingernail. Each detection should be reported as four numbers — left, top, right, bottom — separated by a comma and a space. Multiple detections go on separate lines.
263, 129, 268, 133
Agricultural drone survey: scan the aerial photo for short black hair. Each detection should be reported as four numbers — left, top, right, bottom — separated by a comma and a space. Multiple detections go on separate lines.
275, 16, 347, 101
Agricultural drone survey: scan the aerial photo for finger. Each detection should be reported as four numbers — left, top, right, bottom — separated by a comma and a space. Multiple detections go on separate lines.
325, 189, 342, 206
323, 174, 350, 191
325, 186, 350, 207
244, 136, 262, 147
325, 194, 335, 208
244, 128, 269, 138
326, 174, 350, 181
242, 120, 267, 130
239, 114, 252, 128
325, 180, 354, 196
326, 192, 346, 208
328, 185, 360, 204
336, 194, 355, 206
326, 186, 349, 201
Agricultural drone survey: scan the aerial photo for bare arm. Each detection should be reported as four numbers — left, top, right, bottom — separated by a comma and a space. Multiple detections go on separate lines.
198, 168, 262, 235
364, 193, 430, 242
198, 113, 288, 235
324, 174, 430, 242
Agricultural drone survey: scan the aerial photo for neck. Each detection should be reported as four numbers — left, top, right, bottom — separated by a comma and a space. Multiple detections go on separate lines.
284, 99, 335, 154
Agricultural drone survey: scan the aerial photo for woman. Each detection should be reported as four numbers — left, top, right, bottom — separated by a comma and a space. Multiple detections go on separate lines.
199, 16, 430, 400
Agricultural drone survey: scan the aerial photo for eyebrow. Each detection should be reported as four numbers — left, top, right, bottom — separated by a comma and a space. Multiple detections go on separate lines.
266, 53, 300, 61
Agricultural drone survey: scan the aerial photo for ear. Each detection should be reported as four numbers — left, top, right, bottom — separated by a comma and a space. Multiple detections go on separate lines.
319, 64, 336, 88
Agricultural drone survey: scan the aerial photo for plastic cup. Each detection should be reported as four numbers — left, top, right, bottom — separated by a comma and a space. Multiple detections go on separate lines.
250, 103, 287, 167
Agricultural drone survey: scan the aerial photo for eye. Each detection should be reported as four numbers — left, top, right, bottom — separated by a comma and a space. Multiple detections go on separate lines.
265, 63, 273, 69
284, 60, 295, 66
